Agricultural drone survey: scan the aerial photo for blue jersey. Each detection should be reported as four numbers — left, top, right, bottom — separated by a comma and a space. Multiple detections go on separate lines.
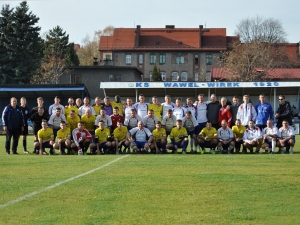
255, 102, 274, 125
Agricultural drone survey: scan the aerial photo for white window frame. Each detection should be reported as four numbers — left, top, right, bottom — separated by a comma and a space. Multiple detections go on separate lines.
194, 73, 199, 81
181, 72, 188, 81
139, 54, 143, 64
126, 54, 131, 64
159, 54, 166, 64
149, 72, 152, 81
172, 72, 179, 81
160, 72, 166, 81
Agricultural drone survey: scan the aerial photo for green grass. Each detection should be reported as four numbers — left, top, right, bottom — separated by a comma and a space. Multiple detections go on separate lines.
0, 135, 300, 225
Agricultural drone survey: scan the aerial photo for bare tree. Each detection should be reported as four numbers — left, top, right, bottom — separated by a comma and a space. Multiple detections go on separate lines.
235, 16, 287, 43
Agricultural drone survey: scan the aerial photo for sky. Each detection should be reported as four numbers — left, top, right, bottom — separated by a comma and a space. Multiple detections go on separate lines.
1, 0, 299, 45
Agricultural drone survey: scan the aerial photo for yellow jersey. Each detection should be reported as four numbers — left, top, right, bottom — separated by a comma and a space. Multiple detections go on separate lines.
65, 106, 78, 117
81, 114, 96, 131
92, 104, 103, 115
113, 126, 128, 141
66, 115, 80, 131
95, 127, 111, 143
111, 102, 124, 115
38, 128, 54, 141
57, 128, 71, 140
170, 127, 188, 142
148, 104, 162, 121
200, 127, 218, 141
232, 125, 246, 138
152, 128, 166, 142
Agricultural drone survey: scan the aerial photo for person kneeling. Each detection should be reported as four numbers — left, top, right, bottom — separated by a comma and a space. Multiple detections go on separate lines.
35, 120, 55, 155
166, 120, 189, 154
243, 120, 263, 154
217, 119, 235, 154
90, 120, 112, 154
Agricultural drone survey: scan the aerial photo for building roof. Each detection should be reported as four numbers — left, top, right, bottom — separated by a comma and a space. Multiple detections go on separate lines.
99, 25, 239, 51
211, 67, 300, 80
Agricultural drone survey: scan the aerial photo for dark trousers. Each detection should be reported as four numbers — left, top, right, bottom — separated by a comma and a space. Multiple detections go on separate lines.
5, 128, 21, 153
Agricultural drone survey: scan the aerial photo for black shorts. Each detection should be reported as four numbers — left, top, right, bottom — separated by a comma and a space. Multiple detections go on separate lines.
21, 125, 28, 135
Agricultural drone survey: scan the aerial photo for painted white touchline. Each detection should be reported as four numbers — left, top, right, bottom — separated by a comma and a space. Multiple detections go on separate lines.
0, 154, 130, 210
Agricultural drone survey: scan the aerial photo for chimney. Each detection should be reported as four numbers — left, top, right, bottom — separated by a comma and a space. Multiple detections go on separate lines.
165, 25, 175, 29
135, 25, 141, 47
199, 25, 203, 48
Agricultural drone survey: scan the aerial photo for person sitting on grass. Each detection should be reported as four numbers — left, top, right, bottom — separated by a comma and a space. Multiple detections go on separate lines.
261, 119, 279, 154
71, 121, 93, 155
166, 119, 189, 154
278, 120, 295, 154
243, 120, 263, 154
90, 120, 112, 154
35, 119, 54, 155
150, 121, 167, 154
127, 121, 153, 154
198, 121, 218, 154
231, 119, 246, 154
217, 119, 235, 154
112, 120, 130, 154
53, 121, 71, 155
181, 110, 198, 153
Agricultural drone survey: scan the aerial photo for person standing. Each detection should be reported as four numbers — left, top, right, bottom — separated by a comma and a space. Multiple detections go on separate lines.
20, 97, 31, 154
207, 94, 220, 129
236, 95, 257, 127
48, 96, 65, 116
255, 94, 274, 130
2, 97, 25, 154
275, 95, 293, 129
230, 95, 240, 127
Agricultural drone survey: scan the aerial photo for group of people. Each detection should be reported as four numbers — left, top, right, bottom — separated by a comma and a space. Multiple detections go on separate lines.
1, 92, 295, 155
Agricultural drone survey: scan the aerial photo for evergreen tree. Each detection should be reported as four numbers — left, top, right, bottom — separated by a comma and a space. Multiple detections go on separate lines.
36, 26, 79, 84
0, 1, 42, 84
151, 64, 162, 81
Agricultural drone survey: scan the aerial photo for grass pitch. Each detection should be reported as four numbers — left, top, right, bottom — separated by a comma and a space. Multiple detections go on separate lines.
0, 135, 300, 225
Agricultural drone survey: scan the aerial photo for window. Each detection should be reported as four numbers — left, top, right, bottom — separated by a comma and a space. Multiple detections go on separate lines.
126, 54, 131, 64
206, 72, 211, 81
194, 73, 199, 81
150, 54, 156, 64
70, 74, 82, 84
160, 72, 166, 81
171, 72, 179, 81
176, 56, 184, 64
194, 55, 198, 64
109, 74, 114, 81
149, 72, 152, 81
206, 54, 212, 65
181, 72, 188, 81
115, 74, 121, 81
139, 54, 143, 64
104, 54, 112, 60
159, 54, 166, 64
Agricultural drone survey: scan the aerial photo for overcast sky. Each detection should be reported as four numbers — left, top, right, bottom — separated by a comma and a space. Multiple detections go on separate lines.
1, 0, 299, 45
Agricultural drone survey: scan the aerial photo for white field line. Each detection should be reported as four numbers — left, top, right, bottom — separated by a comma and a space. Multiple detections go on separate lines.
0, 155, 130, 210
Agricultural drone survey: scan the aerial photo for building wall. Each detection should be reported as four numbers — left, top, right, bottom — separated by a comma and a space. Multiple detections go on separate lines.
112, 51, 222, 81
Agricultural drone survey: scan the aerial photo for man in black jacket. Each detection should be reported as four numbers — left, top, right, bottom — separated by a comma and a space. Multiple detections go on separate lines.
207, 94, 220, 129
20, 97, 31, 154
275, 95, 293, 129
2, 97, 25, 154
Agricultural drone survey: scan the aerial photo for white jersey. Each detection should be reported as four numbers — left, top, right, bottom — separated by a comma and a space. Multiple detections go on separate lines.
217, 127, 234, 141
78, 105, 96, 116
195, 102, 208, 123
161, 115, 177, 132
48, 114, 66, 129
182, 116, 198, 132
278, 126, 295, 139
124, 105, 135, 119
48, 104, 65, 116
173, 107, 187, 120
243, 127, 262, 143
262, 127, 279, 142
161, 102, 176, 117
184, 105, 196, 118
94, 115, 112, 128
236, 103, 257, 126
143, 115, 159, 132
134, 103, 149, 119
124, 115, 142, 129
129, 127, 152, 142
